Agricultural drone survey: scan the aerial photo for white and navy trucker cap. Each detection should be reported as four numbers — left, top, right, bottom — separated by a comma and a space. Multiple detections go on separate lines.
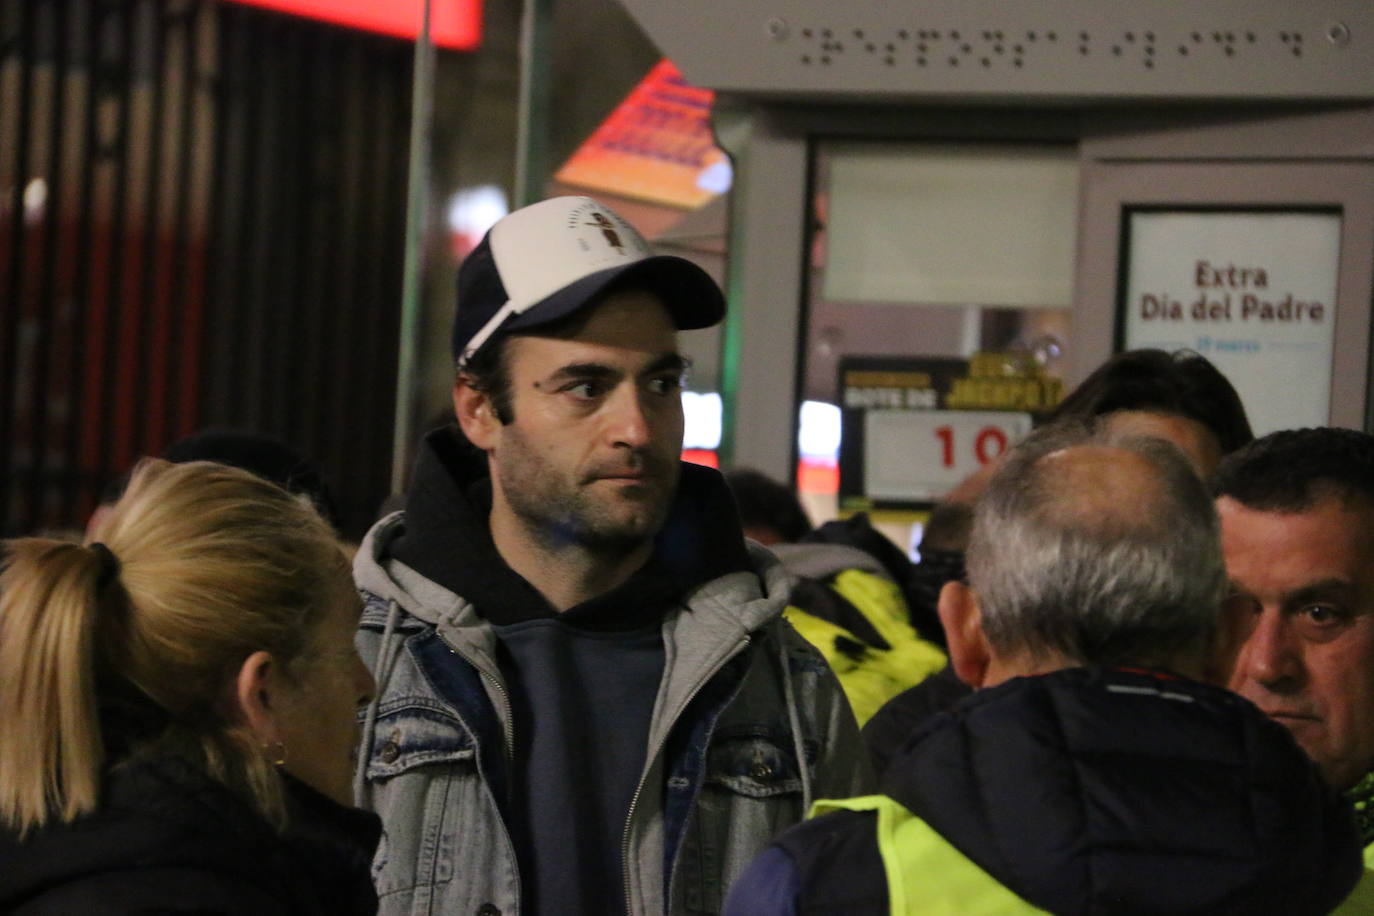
451, 196, 726, 366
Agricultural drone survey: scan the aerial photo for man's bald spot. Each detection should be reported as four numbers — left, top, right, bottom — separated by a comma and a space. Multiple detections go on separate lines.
966, 423, 1223, 670
1032, 444, 1175, 541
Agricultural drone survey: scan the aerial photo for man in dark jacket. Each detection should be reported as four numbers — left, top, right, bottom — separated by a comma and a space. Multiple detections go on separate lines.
725, 421, 1367, 914
353, 196, 868, 916
1216, 428, 1374, 865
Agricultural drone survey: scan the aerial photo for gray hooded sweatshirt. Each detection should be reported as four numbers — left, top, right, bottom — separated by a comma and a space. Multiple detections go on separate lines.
352, 432, 870, 915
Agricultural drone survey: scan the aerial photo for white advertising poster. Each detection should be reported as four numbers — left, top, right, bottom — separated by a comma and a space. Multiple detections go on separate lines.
1122, 211, 1341, 436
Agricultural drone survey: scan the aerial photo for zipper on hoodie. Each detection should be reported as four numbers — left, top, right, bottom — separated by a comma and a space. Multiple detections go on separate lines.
480, 666, 516, 764
440, 639, 517, 766
621, 634, 751, 914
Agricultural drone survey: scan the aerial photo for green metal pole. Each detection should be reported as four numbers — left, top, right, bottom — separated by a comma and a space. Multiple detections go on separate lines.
711, 100, 754, 469
515, 0, 554, 207
391, 0, 436, 495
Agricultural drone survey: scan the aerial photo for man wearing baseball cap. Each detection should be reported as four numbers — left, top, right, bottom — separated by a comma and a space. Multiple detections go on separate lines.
353, 197, 869, 915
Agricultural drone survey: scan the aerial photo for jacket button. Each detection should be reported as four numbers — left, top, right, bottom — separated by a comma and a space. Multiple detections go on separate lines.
378, 740, 400, 763
749, 762, 773, 780
477, 905, 500, 916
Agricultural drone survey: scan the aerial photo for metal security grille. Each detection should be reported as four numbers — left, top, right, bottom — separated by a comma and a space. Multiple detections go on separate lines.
1, 0, 409, 540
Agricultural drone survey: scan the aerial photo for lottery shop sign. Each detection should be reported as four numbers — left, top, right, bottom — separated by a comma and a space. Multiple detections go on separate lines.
837, 354, 1061, 510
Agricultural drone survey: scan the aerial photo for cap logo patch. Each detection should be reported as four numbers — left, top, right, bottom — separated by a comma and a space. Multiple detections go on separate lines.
586, 212, 626, 254
562, 200, 646, 264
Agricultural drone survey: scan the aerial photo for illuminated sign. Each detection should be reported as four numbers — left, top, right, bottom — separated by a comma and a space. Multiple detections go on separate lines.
555, 59, 729, 210
1121, 209, 1340, 436
838, 354, 1061, 509
225, 0, 481, 50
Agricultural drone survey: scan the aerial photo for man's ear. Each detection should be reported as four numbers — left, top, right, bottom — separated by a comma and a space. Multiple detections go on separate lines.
234, 650, 283, 745
938, 580, 992, 689
453, 376, 499, 450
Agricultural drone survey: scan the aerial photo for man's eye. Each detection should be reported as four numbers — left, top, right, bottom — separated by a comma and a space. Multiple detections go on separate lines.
647, 375, 684, 396
1301, 603, 1345, 627
563, 380, 605, 399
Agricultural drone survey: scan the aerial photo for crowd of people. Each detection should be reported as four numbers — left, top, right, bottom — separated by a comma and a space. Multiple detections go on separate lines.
3, 194, 1374, 915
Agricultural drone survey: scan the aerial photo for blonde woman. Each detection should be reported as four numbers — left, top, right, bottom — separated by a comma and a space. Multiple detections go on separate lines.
0, 460, 379, 914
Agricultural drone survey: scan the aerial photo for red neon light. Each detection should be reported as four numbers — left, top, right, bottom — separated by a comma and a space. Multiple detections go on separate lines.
681, 449, 719, 469
226, 0, 481, 51
555, 59, 725, 209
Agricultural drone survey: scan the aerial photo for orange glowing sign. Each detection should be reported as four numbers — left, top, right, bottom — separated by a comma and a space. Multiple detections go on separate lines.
555, 60, 729, 210
225, 0, 481, 50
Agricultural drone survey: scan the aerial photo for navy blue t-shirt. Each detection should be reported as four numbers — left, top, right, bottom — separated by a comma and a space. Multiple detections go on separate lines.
497, 618, 663, 913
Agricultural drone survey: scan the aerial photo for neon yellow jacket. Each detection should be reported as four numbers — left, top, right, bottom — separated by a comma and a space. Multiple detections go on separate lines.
783, 567, 946, 725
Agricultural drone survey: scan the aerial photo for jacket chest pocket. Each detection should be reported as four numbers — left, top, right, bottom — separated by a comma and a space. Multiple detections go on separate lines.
678, 726, 810, 913
703, 726, 807, 797
364, 705, 481, 898
366, 705, 476, 780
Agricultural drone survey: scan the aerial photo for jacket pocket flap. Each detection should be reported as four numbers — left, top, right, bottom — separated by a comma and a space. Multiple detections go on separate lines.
704, 725, 804, 798
365, 704, 475, 779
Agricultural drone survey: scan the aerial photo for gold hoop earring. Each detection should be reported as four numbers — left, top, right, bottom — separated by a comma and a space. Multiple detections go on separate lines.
264, 741, 287, 767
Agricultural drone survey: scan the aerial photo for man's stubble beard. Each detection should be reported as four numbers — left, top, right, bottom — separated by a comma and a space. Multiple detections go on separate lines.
496, 430, 679, 557
518, 487, 672, 557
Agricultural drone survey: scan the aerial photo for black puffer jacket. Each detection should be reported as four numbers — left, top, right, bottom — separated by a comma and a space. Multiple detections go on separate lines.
764, 668, 1363, 914
0, 754, 382, 915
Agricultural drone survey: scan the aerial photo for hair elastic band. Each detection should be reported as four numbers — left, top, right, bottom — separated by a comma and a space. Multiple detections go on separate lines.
90, 542, 121, 588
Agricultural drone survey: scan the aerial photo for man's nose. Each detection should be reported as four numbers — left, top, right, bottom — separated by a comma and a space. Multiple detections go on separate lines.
607, 386, 652, 449
1236, 608, 1303, 691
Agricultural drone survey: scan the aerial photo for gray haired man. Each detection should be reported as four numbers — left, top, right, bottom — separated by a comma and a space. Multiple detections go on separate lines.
725, 421, 1367, 915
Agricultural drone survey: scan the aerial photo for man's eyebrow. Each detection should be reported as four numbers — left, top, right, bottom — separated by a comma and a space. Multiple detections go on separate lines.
547, 362, 621, 383
644, 353, 689, 375
1282, 579, 1358, 607
544, 354, 688, 385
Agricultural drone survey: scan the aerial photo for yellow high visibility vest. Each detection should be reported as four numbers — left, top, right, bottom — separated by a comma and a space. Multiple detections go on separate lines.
810, 797, 1374, 915
1335, 850, 1374, 914
809, 796, 1048, 916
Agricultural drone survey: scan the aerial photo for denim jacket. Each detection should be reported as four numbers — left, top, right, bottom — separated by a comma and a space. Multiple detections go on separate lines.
353, 514, 871, 915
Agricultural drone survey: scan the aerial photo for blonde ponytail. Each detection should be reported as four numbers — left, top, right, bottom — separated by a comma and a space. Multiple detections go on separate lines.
0, 540, 126, 835
0, 458, 349, 836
